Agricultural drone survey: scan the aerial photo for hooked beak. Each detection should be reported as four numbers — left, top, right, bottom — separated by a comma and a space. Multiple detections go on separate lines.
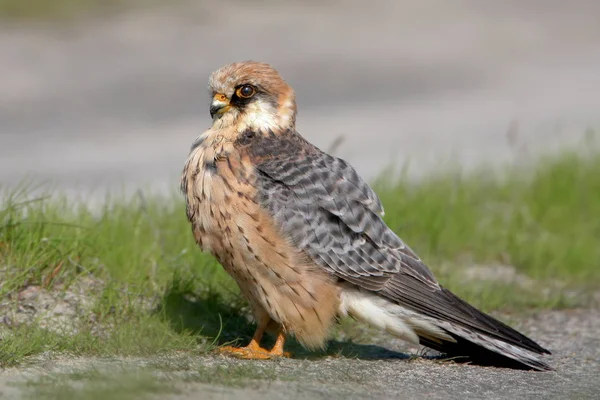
210, 93, 231, 119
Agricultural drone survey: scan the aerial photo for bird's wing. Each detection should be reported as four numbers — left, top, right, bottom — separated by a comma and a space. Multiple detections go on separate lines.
245, 130, 549, 356
247, 130, 437, 290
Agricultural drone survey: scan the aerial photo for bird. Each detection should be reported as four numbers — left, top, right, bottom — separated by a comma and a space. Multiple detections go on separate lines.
180, 61, 552, 370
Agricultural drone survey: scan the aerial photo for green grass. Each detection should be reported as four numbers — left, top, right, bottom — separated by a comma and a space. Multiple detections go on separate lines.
1, 148, 599, 367
375, 149, 600, 302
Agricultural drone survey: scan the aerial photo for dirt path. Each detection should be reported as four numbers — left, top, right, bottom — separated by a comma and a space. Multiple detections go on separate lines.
1, 309, 598, 399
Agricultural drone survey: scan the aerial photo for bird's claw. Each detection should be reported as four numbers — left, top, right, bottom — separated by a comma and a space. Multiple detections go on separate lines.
217, 344, 291, 360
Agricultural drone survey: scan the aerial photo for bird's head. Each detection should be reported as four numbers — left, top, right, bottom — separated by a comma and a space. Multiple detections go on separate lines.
207, 61, 297, 133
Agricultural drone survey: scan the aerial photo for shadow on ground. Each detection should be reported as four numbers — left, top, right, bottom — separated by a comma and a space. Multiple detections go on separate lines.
156, 281, 412, 361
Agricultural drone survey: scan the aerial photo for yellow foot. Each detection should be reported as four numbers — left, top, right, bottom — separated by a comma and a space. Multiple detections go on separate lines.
217, 345, 272, 360
217, 343, 291, 360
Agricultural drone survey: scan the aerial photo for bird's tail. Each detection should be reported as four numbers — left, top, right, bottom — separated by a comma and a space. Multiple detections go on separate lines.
341, 285, 552, 371
412, 288, 553, 371
418, 324, 553, 371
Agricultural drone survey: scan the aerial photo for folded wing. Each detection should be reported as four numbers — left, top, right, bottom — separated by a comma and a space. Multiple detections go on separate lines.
246, 130, 551, 370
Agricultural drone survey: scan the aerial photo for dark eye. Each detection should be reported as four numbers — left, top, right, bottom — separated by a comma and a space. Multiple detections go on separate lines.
236, 85, 255, 99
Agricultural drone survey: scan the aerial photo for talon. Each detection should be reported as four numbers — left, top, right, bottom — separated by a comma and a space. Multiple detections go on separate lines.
266, 331, 290, 358
217, 344, 272, 360
217, 345, 291, 360
216, 334, 291, 360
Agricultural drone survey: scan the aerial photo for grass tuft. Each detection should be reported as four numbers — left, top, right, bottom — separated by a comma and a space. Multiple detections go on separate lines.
376, 150, 600, 284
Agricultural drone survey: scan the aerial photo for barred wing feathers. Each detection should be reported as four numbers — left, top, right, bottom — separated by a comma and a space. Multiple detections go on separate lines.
246, 130, 550, 370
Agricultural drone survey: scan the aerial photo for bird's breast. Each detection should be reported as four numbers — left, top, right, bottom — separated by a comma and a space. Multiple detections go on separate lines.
181, 135, 256, 255
181, 132, 342, 347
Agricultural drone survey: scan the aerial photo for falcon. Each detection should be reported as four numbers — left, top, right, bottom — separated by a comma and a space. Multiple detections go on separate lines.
181, 61, 551, 370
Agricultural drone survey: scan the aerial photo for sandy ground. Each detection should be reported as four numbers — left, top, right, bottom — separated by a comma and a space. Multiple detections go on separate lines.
0, 309, 598, 399
1, 0, 600, 200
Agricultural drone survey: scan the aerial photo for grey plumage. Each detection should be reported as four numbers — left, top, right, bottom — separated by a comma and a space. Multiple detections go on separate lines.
246, 129, 552, 371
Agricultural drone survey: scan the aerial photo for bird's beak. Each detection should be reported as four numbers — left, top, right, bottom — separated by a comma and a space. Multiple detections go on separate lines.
210, 93, 231, 119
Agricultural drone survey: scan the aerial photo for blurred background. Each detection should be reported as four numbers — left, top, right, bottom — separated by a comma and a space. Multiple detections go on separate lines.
1, 0, 599, 198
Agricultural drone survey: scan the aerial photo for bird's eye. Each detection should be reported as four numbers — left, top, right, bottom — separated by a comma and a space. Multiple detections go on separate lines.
236, 85, 255, 99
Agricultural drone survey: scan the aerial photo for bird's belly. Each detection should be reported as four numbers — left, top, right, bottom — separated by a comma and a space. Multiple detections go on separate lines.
187, 170, 286, 314
185, 164, 272, 285
183, 149, 340, 349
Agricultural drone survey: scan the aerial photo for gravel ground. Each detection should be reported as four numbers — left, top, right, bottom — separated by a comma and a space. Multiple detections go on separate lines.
0, 309, 598, 399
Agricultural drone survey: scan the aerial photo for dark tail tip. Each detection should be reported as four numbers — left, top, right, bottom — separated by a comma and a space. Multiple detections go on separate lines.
419, 333, 553, 371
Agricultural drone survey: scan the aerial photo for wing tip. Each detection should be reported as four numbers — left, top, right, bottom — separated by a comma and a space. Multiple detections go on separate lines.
439, 287, 551, 355
419, 332, 554, 371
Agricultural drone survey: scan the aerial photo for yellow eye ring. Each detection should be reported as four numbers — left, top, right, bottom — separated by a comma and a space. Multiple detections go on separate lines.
236, 85, 255, 99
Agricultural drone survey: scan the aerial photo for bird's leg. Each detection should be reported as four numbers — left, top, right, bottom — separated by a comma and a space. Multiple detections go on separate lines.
218, 318, 290, 359
267, 330, 290, 358
218, 321, 270, 359
217, 314, 267, 359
